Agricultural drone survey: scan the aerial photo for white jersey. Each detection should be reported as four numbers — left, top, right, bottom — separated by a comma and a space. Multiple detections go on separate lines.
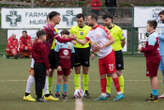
86, 25, 113, 58
30, 58, 35, 68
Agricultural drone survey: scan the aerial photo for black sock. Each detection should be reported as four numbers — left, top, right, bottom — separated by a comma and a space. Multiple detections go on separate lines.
25, 92, 30, 96
45, 94, 50, 97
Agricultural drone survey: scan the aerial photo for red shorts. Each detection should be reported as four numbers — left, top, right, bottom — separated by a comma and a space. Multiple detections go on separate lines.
98, 51, 116, 75
146, 56, 160, 77
57, 68, 71, 76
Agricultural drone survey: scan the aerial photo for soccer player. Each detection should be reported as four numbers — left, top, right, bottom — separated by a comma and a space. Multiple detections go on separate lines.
76, 14, 124, 101
103, 15, 126, 96
6, 34, 19, 59
70, 14, 91, 98
19, 31, 32, 58
139, 20, 161, 102
158, 10, 164, 98
54, 30, 75, 99
32, 30, 50, 102
43, 11, 75, 94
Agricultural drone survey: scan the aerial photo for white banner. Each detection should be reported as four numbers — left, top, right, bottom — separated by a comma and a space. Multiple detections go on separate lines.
2, 8, 82, 29
134, 7, 164, 27
122, 30, 127, 52
138, 27, 162, 49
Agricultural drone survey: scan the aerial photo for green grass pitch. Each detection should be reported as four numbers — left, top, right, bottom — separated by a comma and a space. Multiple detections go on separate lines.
0, 56, 164, 110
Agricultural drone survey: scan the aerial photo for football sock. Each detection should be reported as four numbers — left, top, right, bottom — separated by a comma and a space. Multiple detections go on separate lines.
44, 76, 49, 95
63, 84, 68, 93
101, 78, 107, 93
106, 76, 112, 94
152, 89, 158, 96
25, 75, 34, 94
48, 77, 53, 92
74, 74, 81, 90
83, 74, 89, 92
113, 77, 121, 94
56, 84, 61, 93
119, 75, 125, 93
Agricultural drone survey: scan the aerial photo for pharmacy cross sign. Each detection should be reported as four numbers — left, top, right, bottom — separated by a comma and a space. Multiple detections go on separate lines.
6, 11, 21, 27
63, 10, 76, 26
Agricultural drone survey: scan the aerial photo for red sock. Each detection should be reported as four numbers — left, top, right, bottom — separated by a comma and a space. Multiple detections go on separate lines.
101, 78, 107, 93
113, 77, 121, 93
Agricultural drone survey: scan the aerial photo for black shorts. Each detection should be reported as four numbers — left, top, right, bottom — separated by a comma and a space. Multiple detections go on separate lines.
74, 47, 90, 67
115, 50, 124, 70
48, 50, 56, 69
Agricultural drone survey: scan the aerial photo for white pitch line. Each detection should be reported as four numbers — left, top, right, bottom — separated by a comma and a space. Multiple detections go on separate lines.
0, 79, 152, 83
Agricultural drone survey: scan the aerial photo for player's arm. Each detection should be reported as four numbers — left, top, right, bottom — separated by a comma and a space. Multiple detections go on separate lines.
76, 37, 89, 45
159, 31, 164, 41
119, 28, 126, 48
121, 39, 126, 48
140, 37, 156, 52
55, 35, 75, 43
71, 44, 75, 68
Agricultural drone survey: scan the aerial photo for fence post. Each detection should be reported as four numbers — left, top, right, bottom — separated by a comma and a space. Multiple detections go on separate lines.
131, 7, 135, 55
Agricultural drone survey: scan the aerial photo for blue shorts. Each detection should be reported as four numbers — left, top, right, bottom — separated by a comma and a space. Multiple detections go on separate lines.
159, 56, 164, 71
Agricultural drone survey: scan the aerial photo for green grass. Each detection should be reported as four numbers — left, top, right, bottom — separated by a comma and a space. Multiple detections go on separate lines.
0, 56, 164, 110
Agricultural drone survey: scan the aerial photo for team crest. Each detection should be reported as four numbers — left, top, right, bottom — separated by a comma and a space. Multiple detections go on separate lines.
63, 50, 69, 56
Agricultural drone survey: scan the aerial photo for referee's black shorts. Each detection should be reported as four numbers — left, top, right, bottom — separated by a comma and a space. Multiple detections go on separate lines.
115, 50, 124, 70
74, 47, 90, 67
48, 49, 56, 69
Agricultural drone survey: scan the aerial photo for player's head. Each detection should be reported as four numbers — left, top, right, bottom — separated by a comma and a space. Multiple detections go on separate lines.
87, 14, 98, 27
61, 29, 70, 38
12, 34, 16, 39
48, 11, 61, 25
76, 13, 85, 28
22, 31, 27, 37
36, 30, 47, 41
159, 10, 164, 23
103, 15, 113, 27
147, 20, 157, 33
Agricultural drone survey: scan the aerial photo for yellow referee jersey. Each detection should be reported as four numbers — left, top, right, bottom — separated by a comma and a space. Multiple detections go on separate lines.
107, 24, 125, 51
70, 25, 91, 48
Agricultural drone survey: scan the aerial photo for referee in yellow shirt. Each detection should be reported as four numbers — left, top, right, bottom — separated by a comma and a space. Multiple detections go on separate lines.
70, 14, 91, 98
103, 15, 126, 97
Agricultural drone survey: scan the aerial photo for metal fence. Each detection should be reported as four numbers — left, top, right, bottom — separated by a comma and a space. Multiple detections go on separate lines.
0, 7, 138, 56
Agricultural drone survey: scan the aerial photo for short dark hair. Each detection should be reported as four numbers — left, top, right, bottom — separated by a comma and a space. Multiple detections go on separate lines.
159, 10, 164, 16
76, 13, 85, 20
48, 11, 60, 20
147, 20, 158, 29
36, 30, 46, 38
22, 30, 27, 33
61, 29, 70, 35
102, 15, 113, 20
90, 14, 98, 21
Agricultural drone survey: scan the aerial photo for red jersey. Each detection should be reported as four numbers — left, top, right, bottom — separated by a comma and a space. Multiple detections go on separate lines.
91, 0, 101, 10
6, 36, 18, 50
32, 39, 50, 69
19, 35, 32, 49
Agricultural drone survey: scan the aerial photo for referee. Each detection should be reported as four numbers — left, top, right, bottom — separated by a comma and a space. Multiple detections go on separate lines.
103, 15, 126, 96
70, 14, 91, 98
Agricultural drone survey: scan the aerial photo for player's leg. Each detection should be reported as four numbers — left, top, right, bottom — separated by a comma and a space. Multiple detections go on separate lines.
159, 56, 164, 98
48, 69, 54, 93
34, 63, 46, 102
81, 47, 90, 97
146, 57, 160, 102
106, 51, 124, 101
11, 48, 19, 59
23, 68, 35, 102
55, 71, 63, 98
94, 58, 108, 101
74, 48, 81, 91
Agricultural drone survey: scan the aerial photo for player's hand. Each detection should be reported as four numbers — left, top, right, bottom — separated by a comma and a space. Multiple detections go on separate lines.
57, 66, 62, 72
25, 46, 28, 50
71, 35, 76, 40
29, 68, 34, 75
72, 40, 76, 45
138, 47, 142, 52
90, 53, 95, 60
70, 69, 72, 73
46, 69, 49, 75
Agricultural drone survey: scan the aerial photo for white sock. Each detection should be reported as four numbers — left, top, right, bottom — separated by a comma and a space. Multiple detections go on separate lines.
25, 75, 34, 93
44, 76, 49, 95
101, 93, 107, 97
